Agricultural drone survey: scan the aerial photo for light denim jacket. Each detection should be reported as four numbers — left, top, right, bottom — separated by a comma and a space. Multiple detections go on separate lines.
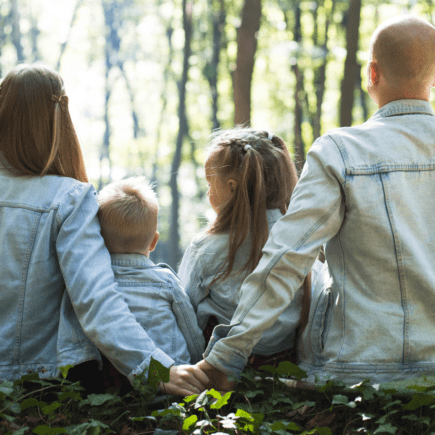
0, 162, 174, 382
111, 254, 205, 364
179, 209, 324, 355
204, 100, 435, 384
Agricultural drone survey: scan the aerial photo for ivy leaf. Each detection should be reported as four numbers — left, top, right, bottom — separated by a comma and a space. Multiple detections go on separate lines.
183, 394, 199, 403
182, 414, 198, 431
59, 365, 74, 379
401, 414, 430, 426
373, 423, 398, 434
79, 393, 118, 408
42, 401, 61, 415
210, 391, 232, 409
275, 361, 308, 380
12, 427, 30, 435
235, 409, 264, 434
403, 393, 435, 411
147, 358, 170, 388
20, 398, 39, 411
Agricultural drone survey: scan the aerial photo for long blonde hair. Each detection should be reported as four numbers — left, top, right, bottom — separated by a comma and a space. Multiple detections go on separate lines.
0, 64, 87, 182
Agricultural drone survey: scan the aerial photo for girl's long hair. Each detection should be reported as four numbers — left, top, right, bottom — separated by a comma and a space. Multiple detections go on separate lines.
0, 64, 88, 182
208, 127, 311, 335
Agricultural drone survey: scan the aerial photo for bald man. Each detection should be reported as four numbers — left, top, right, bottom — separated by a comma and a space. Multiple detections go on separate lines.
196, 15, 435, 388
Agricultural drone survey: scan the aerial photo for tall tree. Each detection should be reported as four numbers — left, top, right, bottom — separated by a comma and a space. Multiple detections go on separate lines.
233, 0, 262, 125
169, 0, 193, 268
339, 0, 362, 127
11, 0, 24, 62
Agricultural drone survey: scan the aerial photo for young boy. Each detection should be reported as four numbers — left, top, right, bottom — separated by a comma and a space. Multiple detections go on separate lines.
98, 177, 205, 366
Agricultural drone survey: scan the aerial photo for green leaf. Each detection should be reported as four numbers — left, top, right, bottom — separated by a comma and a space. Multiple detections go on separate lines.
210, 391, 232, 409
331, 394, 348, 405
12, 427, 30, 435
9, 402, 21, 414
286, 422, 302, 431
275, 361, 307, 380
403, 393, 435, 410
314, 428, 333, 435
292, 401, 316, 410
258, 365, 277, 374
182, 415, 198, 431
206, 389, 222, 400
148, 358, 170, 388
32, 426, 66, 435
59, 365, 74, 379
0, 385, 15, 397
401, 414, 430, 426
42, 401, 61, 415
16, 373, 40, 384
183, 394, 199, 403
373, 423, 398, 434
79, 393, 117, 408
270, 422, 287, 431
235, 409, 264, 434
20, 398, 39, 411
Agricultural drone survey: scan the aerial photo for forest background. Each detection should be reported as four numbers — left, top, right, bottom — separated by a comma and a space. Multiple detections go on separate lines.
2, 0, 433, 268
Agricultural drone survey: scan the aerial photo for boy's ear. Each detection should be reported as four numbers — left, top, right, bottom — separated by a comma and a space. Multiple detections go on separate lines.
149, 231, 159, 252
227, 179, 238, 195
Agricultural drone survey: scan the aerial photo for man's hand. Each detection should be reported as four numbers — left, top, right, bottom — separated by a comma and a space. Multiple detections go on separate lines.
158, 364, 211, 396
196, 359, 236, 392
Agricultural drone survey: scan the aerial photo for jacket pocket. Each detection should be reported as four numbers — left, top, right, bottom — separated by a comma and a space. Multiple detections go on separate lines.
311, 287, 332, 354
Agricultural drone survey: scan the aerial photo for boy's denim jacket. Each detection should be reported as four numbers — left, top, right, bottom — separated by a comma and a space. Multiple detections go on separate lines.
204, 100, 435, 384
111, 254, 205, 364
179, 209, 324, 355
0, 163, 174, 382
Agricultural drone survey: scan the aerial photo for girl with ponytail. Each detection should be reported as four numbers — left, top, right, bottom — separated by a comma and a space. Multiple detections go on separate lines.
179, 128, 324, 369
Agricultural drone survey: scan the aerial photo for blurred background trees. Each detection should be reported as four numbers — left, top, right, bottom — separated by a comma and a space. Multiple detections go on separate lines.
2, 0, 434, 267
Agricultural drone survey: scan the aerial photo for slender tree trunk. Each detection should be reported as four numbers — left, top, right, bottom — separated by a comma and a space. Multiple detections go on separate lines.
57, 0, 83, 70
233, 0, 262, 125
292, 4, 305, 173
11, 0, 24, 62
339, 0, 362, 127
313, 0, 336, 140
169, 0, 193, 268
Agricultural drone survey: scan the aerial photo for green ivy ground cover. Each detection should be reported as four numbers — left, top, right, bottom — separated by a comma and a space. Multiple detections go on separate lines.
2, 360, 435, 435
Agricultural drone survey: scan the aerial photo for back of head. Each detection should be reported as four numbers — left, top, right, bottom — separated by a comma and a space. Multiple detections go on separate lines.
208, 127, 298, 279
0, 64, 87, 182
98, 177, 159, 254
371, 15, 435, 93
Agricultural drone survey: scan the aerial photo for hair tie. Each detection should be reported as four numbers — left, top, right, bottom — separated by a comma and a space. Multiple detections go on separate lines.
267, 132, 274, 140
51, 93, 68, 111
244, 144, 252, 152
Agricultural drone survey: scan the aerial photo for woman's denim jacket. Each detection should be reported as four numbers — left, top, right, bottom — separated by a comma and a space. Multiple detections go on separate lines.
0, 163, 174, 382
111, 254, 205, 365
178, 209, 324, 355
204, 100, 435, 384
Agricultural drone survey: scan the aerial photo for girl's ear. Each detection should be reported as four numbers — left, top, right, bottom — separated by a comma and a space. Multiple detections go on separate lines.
227, 179, 238, 195
149, 231, 160, 252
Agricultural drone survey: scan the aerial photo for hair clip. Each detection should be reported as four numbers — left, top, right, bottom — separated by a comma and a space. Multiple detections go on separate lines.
51, 93, 69, 111
267, 132, 274, 140
244, 144, 252, 152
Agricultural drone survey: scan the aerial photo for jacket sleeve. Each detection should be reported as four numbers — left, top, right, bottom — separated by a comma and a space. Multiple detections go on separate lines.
178, 241, 209, 311
204, 134, 346, 376
170, 277, 206, 364
56, 182, 174, 381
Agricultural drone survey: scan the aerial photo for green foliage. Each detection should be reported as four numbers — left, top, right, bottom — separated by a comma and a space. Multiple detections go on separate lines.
3, 365, 435, 434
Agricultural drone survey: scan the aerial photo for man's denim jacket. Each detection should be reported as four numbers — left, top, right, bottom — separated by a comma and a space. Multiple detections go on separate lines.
0, 163, 175, 382
204, 100, 435, 384
179, 209, 324, 355
111, 254, 205, 364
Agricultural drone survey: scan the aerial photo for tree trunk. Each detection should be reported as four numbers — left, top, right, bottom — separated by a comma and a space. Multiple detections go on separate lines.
292, 4, 305, 174
339, 0, 362, 127
233, 0, 261, 125
169, 0, 193, 268
11, 0, 24, 62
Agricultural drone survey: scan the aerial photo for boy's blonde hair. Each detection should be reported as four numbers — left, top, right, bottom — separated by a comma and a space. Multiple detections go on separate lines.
98, 177, 159, 254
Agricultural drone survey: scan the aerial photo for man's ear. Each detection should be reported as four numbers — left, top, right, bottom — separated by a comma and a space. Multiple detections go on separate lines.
149, 231, 159, 252
369, 61, 380, 86
227, 179, 238, 195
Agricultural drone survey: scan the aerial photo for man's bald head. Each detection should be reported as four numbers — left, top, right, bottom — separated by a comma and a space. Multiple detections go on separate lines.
371, 15, 435, 91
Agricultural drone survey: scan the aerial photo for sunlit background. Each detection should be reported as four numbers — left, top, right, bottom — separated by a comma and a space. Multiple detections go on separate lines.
2, 0, 433, 266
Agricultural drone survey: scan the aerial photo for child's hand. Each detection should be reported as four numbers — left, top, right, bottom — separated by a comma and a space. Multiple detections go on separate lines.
158, 364, 211, 396
196, 359, 236, 393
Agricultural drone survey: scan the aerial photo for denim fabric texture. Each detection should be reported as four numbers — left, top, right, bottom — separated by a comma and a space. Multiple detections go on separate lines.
179, 209, 324, 355
204, 99, 435, 384
0, 162, 174, 382
111, 254, 205, 364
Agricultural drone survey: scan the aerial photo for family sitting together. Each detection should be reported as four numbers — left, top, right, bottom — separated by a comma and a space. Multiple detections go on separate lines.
2, 15, 435, 397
